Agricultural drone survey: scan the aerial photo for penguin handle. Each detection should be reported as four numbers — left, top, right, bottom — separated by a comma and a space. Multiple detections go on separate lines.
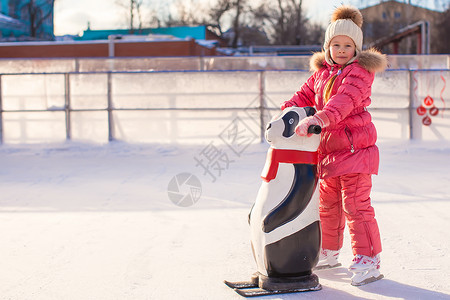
308, 125, 322, 135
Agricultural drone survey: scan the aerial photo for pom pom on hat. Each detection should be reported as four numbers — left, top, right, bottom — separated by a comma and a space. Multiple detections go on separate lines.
331, 5, 363, 27
324, 5, 364, 65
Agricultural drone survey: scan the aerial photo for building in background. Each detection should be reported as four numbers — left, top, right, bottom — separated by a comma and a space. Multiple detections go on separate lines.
0, 0, 447, 57
0, 11, 25, 34
0, 24, 224, 58
76, 25, 226, 46
0, 0, 54, 41
360, 1, 443, 54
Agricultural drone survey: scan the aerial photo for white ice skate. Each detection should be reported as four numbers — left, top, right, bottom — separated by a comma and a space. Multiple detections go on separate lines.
349, 254, 384, 286
314, 249, 342, 270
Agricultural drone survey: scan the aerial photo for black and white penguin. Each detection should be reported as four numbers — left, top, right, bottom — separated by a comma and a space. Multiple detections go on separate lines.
248, 106, 322, 291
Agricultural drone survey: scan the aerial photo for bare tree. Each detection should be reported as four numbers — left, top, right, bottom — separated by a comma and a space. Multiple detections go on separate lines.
252, 0, 322, 45
166, 0, 207, 26
139, 0, 322, 47
273, 0, 304, 44
116, 0, 144, 33
291, 0, 303, 44
276, 0, 287, 44
135, 0, 143, 31
9, 0, 55, 39
204, 0, 251, 48
208, 0, 231, 35
229, 0, 240, 47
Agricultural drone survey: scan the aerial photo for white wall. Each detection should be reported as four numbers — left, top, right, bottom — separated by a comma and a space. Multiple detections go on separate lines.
1, 69, 449, 144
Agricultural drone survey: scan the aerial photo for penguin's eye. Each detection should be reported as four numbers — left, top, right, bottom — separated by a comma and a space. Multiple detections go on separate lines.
282, 111, 299, 137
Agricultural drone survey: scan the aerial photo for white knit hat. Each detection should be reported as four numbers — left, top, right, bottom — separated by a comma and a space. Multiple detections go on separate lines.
323, 5, 363, 65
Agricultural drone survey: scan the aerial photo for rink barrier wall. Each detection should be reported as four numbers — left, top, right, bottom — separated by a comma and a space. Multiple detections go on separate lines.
0, 54, 449, 73
0, 59, 449, 144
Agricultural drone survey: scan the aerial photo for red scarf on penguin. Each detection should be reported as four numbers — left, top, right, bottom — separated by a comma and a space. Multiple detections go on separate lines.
261, 148, 318, 182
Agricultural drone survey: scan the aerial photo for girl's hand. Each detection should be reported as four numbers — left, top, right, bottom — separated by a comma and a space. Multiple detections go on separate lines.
295, 112, 330, 136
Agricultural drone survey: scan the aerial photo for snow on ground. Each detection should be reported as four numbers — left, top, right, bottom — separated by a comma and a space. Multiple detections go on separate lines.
0, 139, 450, 300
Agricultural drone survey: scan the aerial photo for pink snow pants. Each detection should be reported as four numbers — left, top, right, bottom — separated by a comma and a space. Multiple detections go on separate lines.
319, 173, 382, 257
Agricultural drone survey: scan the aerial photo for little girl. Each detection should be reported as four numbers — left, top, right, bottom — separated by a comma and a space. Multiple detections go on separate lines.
280, 5, 387, 286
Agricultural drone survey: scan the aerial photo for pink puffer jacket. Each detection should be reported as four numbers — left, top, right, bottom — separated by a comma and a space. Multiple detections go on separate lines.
282, 49, 388, 179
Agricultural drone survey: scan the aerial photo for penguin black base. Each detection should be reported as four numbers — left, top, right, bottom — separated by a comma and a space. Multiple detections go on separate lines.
225, 272, 322, 297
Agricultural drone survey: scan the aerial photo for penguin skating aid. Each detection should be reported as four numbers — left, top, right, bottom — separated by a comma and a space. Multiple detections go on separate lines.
225, 107, 323, 297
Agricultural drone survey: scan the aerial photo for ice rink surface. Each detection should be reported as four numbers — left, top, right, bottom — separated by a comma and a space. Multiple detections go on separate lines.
0, 140, 449, 299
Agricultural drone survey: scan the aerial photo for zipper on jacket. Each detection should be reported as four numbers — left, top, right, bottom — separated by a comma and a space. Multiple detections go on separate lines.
344, 126, 355, 153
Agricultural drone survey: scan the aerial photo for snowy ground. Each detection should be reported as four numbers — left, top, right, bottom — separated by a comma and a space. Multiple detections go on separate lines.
1, 139, 450, 300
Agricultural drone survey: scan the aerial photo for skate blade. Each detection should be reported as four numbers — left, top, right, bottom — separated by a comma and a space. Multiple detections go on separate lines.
351, 274, 384, 286
234, 284, 322, 297
224, 280, 257, 289
314, 263, 342, 270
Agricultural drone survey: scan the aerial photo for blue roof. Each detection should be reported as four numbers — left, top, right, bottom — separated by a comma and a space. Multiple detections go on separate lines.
79, 26, 207, 41
150, 26, 206, 40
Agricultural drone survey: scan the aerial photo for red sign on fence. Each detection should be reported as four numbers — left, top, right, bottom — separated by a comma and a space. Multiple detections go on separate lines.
429, 106, 439, 116
422, 116, 432, 126
417, 105, 427, 116
423, 96, 434, 106
417, 96, 440, 127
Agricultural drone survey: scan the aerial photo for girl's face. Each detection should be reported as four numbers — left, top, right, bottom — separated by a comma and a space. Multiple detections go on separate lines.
330, 35, 356, 65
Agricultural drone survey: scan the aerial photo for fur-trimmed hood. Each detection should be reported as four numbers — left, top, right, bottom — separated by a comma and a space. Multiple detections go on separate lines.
310, 48, 388, 73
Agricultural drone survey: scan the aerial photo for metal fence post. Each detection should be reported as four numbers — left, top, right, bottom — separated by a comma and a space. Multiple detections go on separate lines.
408, 70, 417, 140
107, 72, 114, 141
0, 74, 3, 144
200, 56, 205, 71
64, 73, 71, 140
259, 71, 266, 143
